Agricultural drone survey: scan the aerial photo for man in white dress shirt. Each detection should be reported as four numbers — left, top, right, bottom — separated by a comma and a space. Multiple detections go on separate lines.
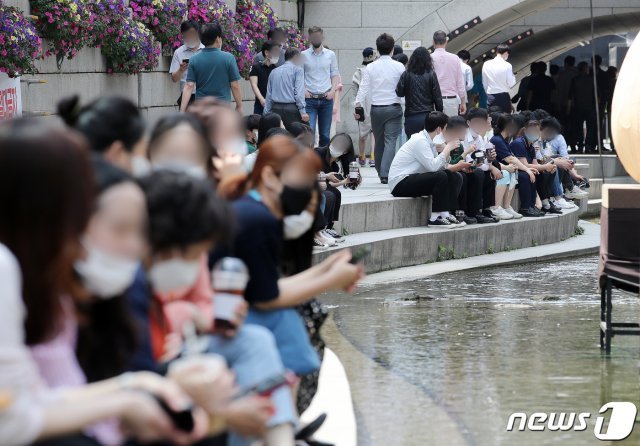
457, 50, 474, 107
354, 33, 405, 184
482, 44, 516, 113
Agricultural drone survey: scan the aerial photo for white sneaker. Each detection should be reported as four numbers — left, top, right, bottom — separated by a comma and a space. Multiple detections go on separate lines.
323, 228, 345, 243
492, 206, 513, 220
505, 207, 522, 219
313, 238, 329, 250
554, 198, 576, 209
317, 232, 337, 247
565, 188, 589, 199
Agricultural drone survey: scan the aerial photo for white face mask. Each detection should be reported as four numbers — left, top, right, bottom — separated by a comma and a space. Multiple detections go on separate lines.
184, 39, 200, 50
283, 210, 315, 240
433, 133, 445, 145
148, 258, 200, 294
75, 242, 139, 299
270, 56, 279, 65
469, 128, 479, 138
152, 159, 206, 179
220, 136, 248, 157
329, 145, 344, 159
132, 155, 151, 178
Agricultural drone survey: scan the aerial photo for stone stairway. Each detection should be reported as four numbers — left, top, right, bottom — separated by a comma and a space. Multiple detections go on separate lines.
315, 167, 581, 274
572, 154, 636, 217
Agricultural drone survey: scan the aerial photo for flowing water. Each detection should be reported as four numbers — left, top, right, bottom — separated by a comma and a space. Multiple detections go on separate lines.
324, 256, 640, 445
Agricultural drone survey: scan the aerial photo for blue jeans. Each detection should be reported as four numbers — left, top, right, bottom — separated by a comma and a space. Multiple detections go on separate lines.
206, 324, 297, 446
306, 97, 334, 147
552, 169, 563, 197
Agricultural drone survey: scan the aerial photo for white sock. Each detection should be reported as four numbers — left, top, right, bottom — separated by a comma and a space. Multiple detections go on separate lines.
441, 211, 451, 218
265, 423, 295, 446
542, 199, 550, 208
429, 214, 439, 222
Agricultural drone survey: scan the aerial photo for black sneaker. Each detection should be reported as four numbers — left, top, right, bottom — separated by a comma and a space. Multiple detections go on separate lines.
475, 214, 495, 224
380, 177, 388, 184
482, 209, 500, 222
543, 203, 563, 214
428, 216, 452, 228
463, 215, 477, 225
520, 207, 544, 218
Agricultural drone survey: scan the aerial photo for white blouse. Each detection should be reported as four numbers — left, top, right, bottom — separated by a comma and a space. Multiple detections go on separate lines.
0, 243, 56, 445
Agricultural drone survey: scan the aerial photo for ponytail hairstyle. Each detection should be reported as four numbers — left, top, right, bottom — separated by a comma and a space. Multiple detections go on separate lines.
57, 95, 145, 154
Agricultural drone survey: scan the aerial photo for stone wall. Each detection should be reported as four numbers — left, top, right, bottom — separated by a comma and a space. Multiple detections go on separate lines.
8, 0, 298, 124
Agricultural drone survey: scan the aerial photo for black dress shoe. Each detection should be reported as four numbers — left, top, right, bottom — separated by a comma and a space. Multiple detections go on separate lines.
380, 177, 388, 184
520, 207, 544, 217
543, 203, 563, 214
482, 209, 500, 222
475, 214, 495, 224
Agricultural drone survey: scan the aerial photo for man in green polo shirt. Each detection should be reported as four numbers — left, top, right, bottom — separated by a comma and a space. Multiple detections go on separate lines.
180, 23, 243, 112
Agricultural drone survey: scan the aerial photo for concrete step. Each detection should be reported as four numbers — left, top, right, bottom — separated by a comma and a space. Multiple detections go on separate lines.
337, 194, 431, 235
584, 199, 602, 218
314, 207, 581, 274
586, 176, 637, 201
572, 155, 627, 179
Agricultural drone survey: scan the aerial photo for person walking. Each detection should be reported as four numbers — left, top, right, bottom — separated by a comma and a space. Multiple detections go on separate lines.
354, 33, 405, 184
482, 44, 516, 113
352, 47, 377, 167
431, 31, 466, 117
169, 20, 204, 108
395, 46, 443, 137
457, 50, 474, 108
180, 23, 242, 112
264, 48, 309, 130
249, 40, 281, 115
302, 27, 340, 148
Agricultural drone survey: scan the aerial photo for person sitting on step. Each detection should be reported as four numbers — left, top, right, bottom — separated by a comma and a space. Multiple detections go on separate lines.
388, 111, 468, 228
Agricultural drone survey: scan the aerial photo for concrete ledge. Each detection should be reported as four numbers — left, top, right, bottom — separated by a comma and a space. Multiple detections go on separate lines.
573, 154, 627, 178
359, 219, 600, 285
314, 207, 581, 274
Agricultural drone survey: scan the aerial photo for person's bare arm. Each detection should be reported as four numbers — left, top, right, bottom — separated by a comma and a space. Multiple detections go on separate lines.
172, 61, 188, 83
253, 251, 361, 310
231, 81, 243, 112
180, 82, 195, 112
249, 76, 264, 105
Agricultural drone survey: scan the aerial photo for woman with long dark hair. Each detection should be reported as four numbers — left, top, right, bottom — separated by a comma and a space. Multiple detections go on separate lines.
0, 119, 204, 445
396, 46, 444, 136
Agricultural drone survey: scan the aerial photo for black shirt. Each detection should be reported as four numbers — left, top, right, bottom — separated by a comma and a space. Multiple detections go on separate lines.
249, 62, 276, 103
396, 70, 444, 116
526, 74, 555, 111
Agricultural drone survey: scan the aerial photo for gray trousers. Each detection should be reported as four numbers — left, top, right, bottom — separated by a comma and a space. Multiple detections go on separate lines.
270, 102, 302, 131
370, 104, 403, 178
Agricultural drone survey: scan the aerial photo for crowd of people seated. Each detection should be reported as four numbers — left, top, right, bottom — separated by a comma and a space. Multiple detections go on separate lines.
387, 106, 589, 227
0, 94, 364, 446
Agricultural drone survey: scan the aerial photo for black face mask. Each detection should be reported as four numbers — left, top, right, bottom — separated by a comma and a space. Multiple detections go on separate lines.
311, 42, 322, 49
281, 185, 313, 216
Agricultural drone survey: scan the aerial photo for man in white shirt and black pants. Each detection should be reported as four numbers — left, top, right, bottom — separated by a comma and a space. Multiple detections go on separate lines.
388, 111, 468, 227
482, 44, 516, 113
354, 33, 405, 184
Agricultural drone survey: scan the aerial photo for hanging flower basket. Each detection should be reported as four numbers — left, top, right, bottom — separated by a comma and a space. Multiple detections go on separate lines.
280, 21, 308, 51
130, 0, 187, 48
0, 5, 41, 77
29, 0, 91, 61
101, 14, 160, 74
85, 0, 129, 49
235, 0, 277, 49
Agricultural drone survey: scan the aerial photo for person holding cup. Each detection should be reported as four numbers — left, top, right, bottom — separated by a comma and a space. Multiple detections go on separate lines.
139, 170, 298, 446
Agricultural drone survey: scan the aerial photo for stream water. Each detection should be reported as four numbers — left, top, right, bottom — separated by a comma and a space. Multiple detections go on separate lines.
324, 256, 640, 445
